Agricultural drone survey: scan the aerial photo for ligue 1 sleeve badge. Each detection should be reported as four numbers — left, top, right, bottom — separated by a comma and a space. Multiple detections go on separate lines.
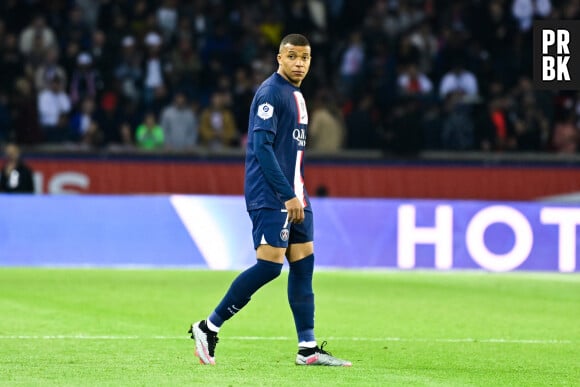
257, 103, 274, 120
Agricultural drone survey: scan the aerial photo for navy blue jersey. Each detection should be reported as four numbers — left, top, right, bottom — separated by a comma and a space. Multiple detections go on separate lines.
245, 72, 310, 211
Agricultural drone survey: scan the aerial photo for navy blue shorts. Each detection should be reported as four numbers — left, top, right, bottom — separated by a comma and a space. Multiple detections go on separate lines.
248, 208, 314, 249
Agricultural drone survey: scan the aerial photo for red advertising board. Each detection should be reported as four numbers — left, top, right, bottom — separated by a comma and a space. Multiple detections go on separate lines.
28, 157, 580, 200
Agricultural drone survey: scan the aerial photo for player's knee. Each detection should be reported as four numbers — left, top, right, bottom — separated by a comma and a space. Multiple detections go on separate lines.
256, 259, 283, 280
256, 245, 286, 264
289, 253, 314, 276
287, 244, 314, 263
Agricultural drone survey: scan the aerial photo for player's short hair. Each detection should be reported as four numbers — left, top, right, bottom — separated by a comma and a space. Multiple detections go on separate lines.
279, 34, 310, 52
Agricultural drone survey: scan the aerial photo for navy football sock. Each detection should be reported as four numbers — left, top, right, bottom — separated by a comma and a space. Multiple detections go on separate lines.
209, 259, 283, 328
288, 254, 315, 344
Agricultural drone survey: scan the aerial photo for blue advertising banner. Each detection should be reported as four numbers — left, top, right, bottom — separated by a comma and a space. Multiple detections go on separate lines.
0, 195, 206, 267
1, 195, 578, 272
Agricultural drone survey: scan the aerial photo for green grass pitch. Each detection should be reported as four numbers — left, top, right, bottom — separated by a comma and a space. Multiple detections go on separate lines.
0, 268, 578, 386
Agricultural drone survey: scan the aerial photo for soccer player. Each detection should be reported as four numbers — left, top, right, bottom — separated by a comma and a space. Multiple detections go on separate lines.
189, 33, 351, 367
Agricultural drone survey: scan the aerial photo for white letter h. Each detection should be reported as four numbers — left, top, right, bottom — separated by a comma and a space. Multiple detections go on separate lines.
397, 205, 453, 269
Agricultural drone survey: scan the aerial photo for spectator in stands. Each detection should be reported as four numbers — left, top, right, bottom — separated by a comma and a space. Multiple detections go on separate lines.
70, 97, 103, 147
93, 91, 121, 145
157, 0, 179, 42
511, 93, 550, 151
69, 52, 103, 108
11, 78, 41, 145
160, 92, 198, 150
143, 32, 169, 110
0, 92, 10, 143
476, 81, 517, 151
129, 0, 152, 39
471, 0, 514, 83
114, 36, 143, 104
439, 58, 479, 102
100, 8, 128, 52
383, 96, 424, 155
512, 0, 552, 32
101, 107, 138, 151
34, 47, 67, 91
338, 31, 365, 98
396, 34, 421, 69
76, 0, 100, 30
24, 29, 50, 71
511, 75, 552, 123
37, 75, 71, 143
550, 113, 578, 154
409, 21, 438, 75
0, 1, 29, 35
90, 30, 115, 85
421, 103, 443, 150
232, 67, 257, 146
0, 143, 35, 193
113, 100, 142, 145
61, 6, 91, 51
119, 123, 136, 149
308, 91, 346, 152
383, 0, 427, 40
201, 22, 235, 72
18, 15, 56, 57
283, 1, 314, 41
136, 112, 164, 150
78, 120, 104, 149
167, 36, 202, 91
397, 63, 433, 97
345, 93, 380, 149
174, 14, 194, 44
62, 40, 82, 78
0, 33, 23, 94
199, 91, 238, 149
441, 93, 475, 151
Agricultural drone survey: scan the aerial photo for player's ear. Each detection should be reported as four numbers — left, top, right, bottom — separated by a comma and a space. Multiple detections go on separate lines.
276, 53, 282, 64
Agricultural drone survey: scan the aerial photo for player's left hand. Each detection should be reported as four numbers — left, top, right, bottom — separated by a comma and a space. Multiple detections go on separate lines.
285, 197, 304, 224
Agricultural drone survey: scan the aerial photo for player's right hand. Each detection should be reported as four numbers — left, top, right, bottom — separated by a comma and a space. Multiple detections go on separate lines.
285, 197, 304, 224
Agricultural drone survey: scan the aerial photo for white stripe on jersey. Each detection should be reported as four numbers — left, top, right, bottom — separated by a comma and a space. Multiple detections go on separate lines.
293, 91, 308, 124
294, 150, 306, 206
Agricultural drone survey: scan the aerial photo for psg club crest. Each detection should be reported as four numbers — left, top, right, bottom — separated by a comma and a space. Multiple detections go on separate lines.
280, 228, 289, 242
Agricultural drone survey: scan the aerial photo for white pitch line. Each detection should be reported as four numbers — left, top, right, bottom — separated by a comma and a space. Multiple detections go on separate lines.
0, 335, 572, 344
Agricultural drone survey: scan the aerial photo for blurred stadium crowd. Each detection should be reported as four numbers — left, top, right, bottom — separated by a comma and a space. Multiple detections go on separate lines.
1, 0, 580, 154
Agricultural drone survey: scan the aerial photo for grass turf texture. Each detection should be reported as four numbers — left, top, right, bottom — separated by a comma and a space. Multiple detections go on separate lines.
0, 269, 578, 386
